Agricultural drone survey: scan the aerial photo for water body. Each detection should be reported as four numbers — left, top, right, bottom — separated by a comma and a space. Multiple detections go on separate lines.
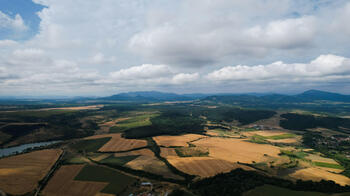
0, 141, 61, 158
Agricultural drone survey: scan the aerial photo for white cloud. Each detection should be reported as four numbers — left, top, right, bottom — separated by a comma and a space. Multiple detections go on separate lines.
207, 54, 350, 82
0, 40, 18, 48
1, 0, 350, 95
172, 73, 199, 84
129, 15, 316, 66
0, 11, 28, 32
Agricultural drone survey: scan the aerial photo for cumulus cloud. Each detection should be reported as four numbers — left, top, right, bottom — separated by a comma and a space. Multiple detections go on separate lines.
1, 0, 350, 95
129, 10, 317, 66
207, 54, 350, 82
0, 11, 28, 32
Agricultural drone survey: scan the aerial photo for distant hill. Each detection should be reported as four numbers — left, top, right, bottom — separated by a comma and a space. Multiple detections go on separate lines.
100, 91, 205, 102
295, 90, 350, 102
203, 90, 350, 103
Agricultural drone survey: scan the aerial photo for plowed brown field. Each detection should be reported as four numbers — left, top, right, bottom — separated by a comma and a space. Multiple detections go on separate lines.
0, 149, 62, 195
42, 165, 108, 196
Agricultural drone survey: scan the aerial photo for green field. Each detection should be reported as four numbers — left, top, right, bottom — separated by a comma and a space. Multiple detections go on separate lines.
243, 184, 348, 196
249, 135, 269, 144
279, 150, 308, 160
65, 155, 89, 164
99, 155, 139, 166
209, 128, 238, 137
109, 113, 158, 133
74, 165, 137, 194
314, 161, 345, 170
70, 137, 111, 152
265, 133, 297, 140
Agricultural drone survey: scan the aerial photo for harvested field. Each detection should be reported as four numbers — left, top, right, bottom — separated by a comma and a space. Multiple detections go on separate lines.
112, 148, 183, 180
89, 148, 181, 180
192, 137, 281, 164
289, 167, 350, 186
153, 134, 207, 147
167, 157, 254, 178
175, 147, 209, 157
85, 133, 147, 152
306, 154, 339, 164
42, 165, 107, 196
125, 155, 184, 180
0, 149, 62, 195
160, 148, 178, 158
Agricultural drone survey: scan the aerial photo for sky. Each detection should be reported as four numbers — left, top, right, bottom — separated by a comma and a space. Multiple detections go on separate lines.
0, 0, 350, 96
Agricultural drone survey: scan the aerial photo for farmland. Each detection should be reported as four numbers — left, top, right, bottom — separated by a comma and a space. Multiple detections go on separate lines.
85, 133, 147, 152
153, 134, 207, 147
0, 149, 62, 195
167, 157, 254, 178
2, 96, 350, 196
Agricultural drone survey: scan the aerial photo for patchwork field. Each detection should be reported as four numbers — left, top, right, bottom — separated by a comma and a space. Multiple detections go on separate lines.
289, 167, 350, 186
85, 133, 147, 152
105, 149, 184, 180
242, 130, 300, 144
167, 157, 254, 178
153, 134, 207, 147
42, 165, 108, 196
96, 117, 130, 134
109, 112, 159, 133
0, 149, 62, 195
192, 137, 281, 164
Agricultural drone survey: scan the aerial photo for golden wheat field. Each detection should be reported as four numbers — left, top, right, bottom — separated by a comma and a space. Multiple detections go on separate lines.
0, 149, 62, 195
126, 155, 184, 180
167, 157, 254, 178
113, 148, 183, 180
289, 167, 350, 186
42, 164, 108, 196
153, 134, 207, 147
85, 133, 147, 152
192, 137, 281, 163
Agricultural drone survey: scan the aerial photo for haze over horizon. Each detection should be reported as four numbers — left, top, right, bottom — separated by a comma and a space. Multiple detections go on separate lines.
1, 0, 350, 96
